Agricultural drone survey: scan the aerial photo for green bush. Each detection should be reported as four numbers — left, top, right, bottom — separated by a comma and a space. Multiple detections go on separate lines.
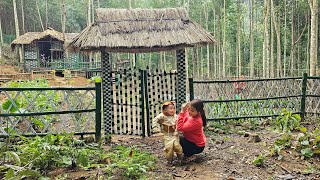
273, 108, 301, 132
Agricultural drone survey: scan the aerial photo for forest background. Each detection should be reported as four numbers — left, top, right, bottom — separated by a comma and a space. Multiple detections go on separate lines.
0, 0, 319, 79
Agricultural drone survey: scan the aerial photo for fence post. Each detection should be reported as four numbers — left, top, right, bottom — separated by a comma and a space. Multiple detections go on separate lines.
95, 82, 102, 142
139, 70, 146, 137
300, 73, 308, 121
143, 70, 151, 136
189, 77, 194, 101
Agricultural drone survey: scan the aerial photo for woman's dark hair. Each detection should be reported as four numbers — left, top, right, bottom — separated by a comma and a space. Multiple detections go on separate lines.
190, 99, 207, 127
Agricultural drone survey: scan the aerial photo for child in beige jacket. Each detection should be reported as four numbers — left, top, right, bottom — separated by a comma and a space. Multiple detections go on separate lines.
152, 101, 183, 164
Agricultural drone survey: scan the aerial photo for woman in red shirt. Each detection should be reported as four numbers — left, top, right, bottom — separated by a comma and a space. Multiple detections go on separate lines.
177, 99, 207, 158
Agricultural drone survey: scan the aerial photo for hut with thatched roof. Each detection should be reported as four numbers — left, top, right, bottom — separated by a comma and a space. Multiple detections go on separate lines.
11, 28, 99, 72
68, 8, 215, 136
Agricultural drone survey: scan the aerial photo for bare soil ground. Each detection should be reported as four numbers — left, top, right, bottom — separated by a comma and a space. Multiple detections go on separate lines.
109, 125, 320, 180
47, 124, 320, 180
1, 65, 320, 179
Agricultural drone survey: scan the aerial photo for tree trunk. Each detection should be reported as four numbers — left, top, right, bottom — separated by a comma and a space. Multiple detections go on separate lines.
249, 0, 255, 78
62, 0, 67, 58
21, 0, 25, 33
290, 1, 295, 76
13, 0, 22, 63
270, 13, 274, 78
203, 4, 210, 78
283, 0, 287, 77
237, 0, 241, 77
36, 0, 44, 31
13, 0, 20, 37
92, 0, 94, 22
0, 18, 2, 59
309, 0, 318, 76
45, 0, 48, 29
222, 0, 226, 77
263, 0, 270, 78
307, 11, 310, 74
271, 0, 281, 77
87, 0, 92, 26
213, 7, 216, 78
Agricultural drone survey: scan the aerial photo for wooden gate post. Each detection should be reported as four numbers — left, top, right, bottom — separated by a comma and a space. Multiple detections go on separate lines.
300, 73, 308, 121
101, 50, 113, 136
176, 49, 187, 112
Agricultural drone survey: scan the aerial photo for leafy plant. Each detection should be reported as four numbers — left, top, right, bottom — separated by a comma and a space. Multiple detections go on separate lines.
1, 99, 21, 113
271, 134, 292, 160
103, 145, 157, 179
301, 148, 313, 158
273, 108, 301, 132
253, 154, 266, 167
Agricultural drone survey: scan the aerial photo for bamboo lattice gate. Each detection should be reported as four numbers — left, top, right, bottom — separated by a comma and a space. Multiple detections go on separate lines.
110, 68, 178, 136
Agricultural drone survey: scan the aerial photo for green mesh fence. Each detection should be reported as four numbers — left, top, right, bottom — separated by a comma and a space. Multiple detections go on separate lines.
190, 75, 320, 121
0, 86, 100, 137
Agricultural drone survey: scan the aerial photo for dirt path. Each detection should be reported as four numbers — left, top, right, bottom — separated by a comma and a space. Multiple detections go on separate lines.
111, 126, 320, 180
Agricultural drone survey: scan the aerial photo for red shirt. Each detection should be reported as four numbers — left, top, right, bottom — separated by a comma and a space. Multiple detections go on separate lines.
177, 111, 206, 147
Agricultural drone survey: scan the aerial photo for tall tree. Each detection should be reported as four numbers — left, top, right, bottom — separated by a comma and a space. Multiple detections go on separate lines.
237, 0, 241, 76
0, 18, 3, 59
203, 2, 210, 78
290, 1, 295, 76
13, 0, 19, 37
271, 0, 281, 77
62, 0, 67, 55
36, 0, 44, 31
222, 0, 226, 77
283, 0, 287, 76
249, 0, 255, 77
87, 0, 92, 26
309, 0, 318, 76
46, 0, 48, 29
13, 0, 23, 63
270, 10, 274, 78
263, 0, 270, 78
21, 0, 25, 33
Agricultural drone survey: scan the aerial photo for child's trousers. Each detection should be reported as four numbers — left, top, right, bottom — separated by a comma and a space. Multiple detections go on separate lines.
163, 134, 183, 162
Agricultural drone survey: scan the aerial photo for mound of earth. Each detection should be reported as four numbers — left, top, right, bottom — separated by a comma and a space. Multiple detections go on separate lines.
48, 76, 93, 87
0, 65, 20, 74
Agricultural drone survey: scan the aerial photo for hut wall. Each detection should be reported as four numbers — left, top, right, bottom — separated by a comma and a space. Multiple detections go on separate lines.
24, 42, 39, 71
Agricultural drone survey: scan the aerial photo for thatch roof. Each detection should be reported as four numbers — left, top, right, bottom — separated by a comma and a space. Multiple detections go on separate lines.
68, 8, 216, 53
11, 27, 78, 47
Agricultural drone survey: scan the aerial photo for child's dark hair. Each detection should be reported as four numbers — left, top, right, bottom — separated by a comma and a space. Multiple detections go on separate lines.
190, 99, 207, 127
162, 101, 175, 111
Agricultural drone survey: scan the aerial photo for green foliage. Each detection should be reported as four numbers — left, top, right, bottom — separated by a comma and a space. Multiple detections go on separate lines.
0, 134, 104, 178
271, 134, 292, 160
1, 99, 21, 113
268, 128, 320, 161
301, 148, 313, 158
274, 134, 292, 148
273, 109, 301, 132
0, 135, 156, 179
253, 154, 266, 167
104, 145, 157, 179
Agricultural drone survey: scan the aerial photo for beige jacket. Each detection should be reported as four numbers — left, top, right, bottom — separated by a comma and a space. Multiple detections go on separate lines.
152, 113, 178, 134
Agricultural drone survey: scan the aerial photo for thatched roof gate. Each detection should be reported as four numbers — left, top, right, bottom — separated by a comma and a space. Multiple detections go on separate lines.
68, 8, 215, 137
69, 8, 215, 52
